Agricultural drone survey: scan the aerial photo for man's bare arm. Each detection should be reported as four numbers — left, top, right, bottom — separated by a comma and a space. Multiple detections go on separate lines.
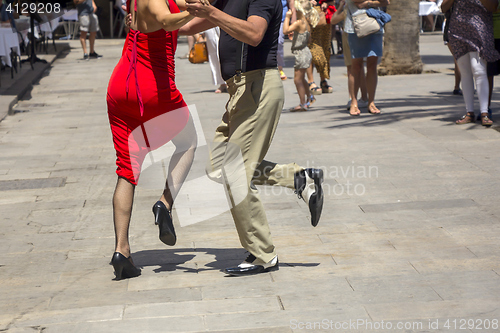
178, 17, 217, 35
185, 1, 268, 47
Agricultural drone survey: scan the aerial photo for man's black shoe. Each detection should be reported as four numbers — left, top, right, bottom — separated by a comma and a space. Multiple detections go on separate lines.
224, 254, 279, 276
294, 168, 324, 227
89, 51, 103, 59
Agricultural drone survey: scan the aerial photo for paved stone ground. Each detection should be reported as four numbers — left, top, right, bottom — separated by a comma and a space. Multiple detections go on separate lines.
0, 34, 499, 332
0, 41, 71, 121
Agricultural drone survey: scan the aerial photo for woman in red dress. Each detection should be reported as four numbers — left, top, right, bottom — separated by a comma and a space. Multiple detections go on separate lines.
106, 0, 201, 279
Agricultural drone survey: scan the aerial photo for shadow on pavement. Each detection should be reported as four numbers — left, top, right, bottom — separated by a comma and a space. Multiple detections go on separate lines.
133, 248, 321, 273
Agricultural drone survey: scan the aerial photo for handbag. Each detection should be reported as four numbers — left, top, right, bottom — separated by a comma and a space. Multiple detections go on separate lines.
188, 36, 208, 64
351, 12, 380, 38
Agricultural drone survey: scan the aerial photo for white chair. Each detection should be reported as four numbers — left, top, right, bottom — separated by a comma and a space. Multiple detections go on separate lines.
61, 9, 79, 40
112, 0, 126, 38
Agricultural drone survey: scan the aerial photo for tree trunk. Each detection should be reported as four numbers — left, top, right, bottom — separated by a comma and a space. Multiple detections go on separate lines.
378, 0, 423, 75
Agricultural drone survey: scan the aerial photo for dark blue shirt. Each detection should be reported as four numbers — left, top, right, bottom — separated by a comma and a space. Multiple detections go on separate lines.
214, 0, 282, 80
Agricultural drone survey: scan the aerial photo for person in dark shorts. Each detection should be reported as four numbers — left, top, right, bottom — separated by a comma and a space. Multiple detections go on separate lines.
74, 0, 102, 60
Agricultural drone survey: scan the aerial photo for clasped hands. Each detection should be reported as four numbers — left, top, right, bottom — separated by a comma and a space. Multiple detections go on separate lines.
185, 0, 215, 18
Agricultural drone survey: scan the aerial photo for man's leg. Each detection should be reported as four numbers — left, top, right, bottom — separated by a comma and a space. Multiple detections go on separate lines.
88, 14, 102, 58
78, 14, 89, 57
79, 31, 88, 55
89, 31, 97, 54
207, 69, 283, 267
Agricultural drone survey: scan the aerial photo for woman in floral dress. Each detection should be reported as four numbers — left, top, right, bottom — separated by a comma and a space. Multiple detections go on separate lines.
442, 0, 500, 126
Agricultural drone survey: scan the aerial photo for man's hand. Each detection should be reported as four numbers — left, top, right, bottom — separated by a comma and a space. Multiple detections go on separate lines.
185, 0, 213, 18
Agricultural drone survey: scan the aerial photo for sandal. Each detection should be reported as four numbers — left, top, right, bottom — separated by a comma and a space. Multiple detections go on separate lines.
456, 112, 475, 124
368, 104, 381, 114
320, 80, 333, 94
481, 113, 493, 126
290, 104, 308, 112
476, 108, 493, 121
280, 70, 287, 80
307, 95, 316, 106
349, 106, 360, 116
309, 82, 322, 95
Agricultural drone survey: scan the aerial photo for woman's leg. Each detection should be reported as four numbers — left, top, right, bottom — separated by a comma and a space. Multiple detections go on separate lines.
306, 62, 315, 84
350, 57, 363, 115
278, 22, 285, 71
454, 58, 462, 92
469, 52, 489, 114
447, 44, 461, 92
205, 28, 225, 87
319, 24, 332, 82
294, 68, 308, 106
359, 63, 368, 102
160, 114, 198, 210
456, 53, 475, 114
113, 177, 136, 258
365, 56, 380, 113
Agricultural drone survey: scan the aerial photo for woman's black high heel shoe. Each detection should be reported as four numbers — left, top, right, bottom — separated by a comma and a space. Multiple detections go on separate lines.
152, 201, 176, 246
111, 252, 141, 280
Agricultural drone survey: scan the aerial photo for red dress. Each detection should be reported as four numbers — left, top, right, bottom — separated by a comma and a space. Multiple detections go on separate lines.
106, 0, 189, 185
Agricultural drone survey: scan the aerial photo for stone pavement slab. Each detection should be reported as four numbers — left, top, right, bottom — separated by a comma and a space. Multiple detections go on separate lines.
0, 34, 499, 332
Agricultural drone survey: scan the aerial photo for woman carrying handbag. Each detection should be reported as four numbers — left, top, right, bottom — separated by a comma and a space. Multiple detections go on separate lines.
344, 0, 389, 116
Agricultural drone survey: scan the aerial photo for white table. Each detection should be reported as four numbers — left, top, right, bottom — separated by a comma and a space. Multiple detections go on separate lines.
419, 1, 440, 16
419, 1, 444, 32
0, 27, 21, 68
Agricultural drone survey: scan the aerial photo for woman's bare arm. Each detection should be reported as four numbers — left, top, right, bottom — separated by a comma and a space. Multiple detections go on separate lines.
479, 0, 498, 12
441, 0, 455, 13
147, 0, 194, 31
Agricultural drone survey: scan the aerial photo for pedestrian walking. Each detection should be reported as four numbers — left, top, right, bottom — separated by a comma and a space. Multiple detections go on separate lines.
278, 0, 296, 81
443, 0, 500, 126
486, 3, 500, 120
344, 0, 389, 116
442, 2, 463, 97
204, 27, 227, 93
283, 0, 319, 111
307, 0, 335, 95
74, 0, 103, 60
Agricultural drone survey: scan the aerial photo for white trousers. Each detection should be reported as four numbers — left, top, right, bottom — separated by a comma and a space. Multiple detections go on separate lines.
278, 21, 285, 68
204, 27, 225, 86
456, 52, 489, 114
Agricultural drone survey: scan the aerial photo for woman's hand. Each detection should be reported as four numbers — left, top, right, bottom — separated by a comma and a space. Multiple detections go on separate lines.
356, 0, 371, 9
125, 12, 132, 28
285, 9, 293, 18
338, 0, 345, 10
